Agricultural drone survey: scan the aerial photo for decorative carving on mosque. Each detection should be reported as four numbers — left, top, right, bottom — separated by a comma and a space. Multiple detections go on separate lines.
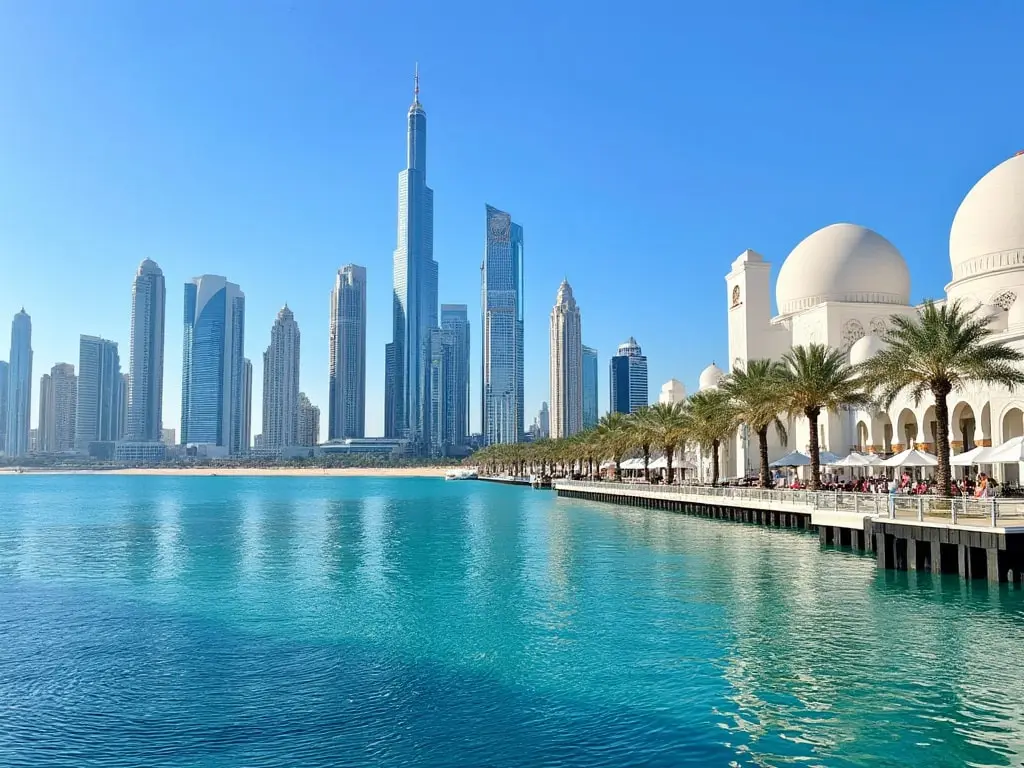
731, 285, 742, 308
732, 357, 744, 372
869, 317, 888, 336
840, 319, 865, 352
991, 290, 1018, 311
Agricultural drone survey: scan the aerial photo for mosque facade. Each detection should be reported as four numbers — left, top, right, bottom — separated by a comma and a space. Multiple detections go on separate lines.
697, 152, 1024, 483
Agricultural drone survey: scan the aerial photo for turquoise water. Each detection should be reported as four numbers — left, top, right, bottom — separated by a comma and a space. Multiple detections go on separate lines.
1, 477, 1024, 767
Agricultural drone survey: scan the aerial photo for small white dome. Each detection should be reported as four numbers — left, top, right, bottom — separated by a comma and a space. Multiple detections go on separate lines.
698, 363, 725, 391
848, 334, 886, 366
949, 153, 1024, 284
1008, 297, 1024, 328
775, 223, 911, 316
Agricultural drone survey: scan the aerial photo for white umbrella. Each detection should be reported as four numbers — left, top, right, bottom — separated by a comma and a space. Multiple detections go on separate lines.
951, 444, 996, 466
980, 436, 1024, 464
769, 450, 811, 467
832, 452, 874, 467
620, 457, 645, 470
818, 451, 843, 465
648, 455, 696, 471
881, 448, 938, 467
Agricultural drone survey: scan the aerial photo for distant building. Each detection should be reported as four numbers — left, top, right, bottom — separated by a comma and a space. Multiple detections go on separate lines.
262, 306, 301, 450
117, 373, 129, 440
320, 437, 410, 457
441, 304, 470, 451
76, 335, 121, 449
38, 373, 53, 452
582, 345, 598, 428
5, 310, 33, 457
241, 358, 252, 452
609, 337, 648, 415
297, 392, 320, 447
161, 428, 176, 446
254, 433, 264, 451
0, 360, 8, 452
51, 364, 77, 452
127, 259, 166, 441
181, 275, 246, 454
549, 281, 583, 438
329, 264, 367, 440
29, 428, 39, 453
482, 204, 525, 445
537, 402, 550, 439
659, 379, 686, 405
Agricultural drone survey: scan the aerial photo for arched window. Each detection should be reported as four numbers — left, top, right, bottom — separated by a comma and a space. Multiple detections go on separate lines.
731, 285, 742, 307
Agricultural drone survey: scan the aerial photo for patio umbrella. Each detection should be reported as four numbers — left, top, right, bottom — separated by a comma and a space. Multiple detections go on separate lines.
769, 450, 811, 467
620, 457, 645, 470
950, 445, 996, 466
881, 448, 938, 467
831, 452, 873, 467
648, 455, 697, 471
818, 451, 844, 465
979, 436, 1024, 464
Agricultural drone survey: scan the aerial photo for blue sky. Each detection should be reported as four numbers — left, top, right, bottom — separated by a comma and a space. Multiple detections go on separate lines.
2, 0, 1023, 439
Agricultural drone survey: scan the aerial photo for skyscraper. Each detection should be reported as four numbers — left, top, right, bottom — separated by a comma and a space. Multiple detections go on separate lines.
181, 275, 246, 453
51, 363, 76, 452
481, 204, 525, 445
38, 373, 53, 452
610, 337, 649, 414
536, 402, 550, 439
76, 335, 121, 449
0, 361, 8, 452
262, 306, 301, 451
329, 265, 367, 440
241, 358, 252, 452
117, 374, 129, 439
384, 343, 397, 438
441, 304, 470, 451
127, 259, 166, 441
5, 310, 33, 457
582, 345, 598, 429
385, 67, 437, 449
297, 393, 320, 447
549, 281, 583, 438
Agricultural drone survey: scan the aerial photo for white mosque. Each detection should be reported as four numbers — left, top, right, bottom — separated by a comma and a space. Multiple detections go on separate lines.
696, 151, 1024, 483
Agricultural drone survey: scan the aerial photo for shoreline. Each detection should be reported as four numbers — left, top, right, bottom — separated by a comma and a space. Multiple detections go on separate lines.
0, 466, 453, 478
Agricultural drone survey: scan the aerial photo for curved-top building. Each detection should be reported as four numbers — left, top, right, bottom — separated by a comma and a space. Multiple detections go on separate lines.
716, 152, 1024, 483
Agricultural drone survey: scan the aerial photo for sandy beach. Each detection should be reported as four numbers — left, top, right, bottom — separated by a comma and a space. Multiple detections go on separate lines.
0, 466, 454, 478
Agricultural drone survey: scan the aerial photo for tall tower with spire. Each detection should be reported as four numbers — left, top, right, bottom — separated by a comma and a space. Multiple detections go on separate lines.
385, 65, 437, 447
549, 281, 583, 439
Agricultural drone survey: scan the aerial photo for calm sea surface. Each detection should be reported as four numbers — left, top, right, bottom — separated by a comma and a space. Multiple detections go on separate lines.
2, 476, 1024, 767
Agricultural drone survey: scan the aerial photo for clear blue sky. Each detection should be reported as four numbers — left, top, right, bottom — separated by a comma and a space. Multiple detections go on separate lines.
2, 0, 1022, 439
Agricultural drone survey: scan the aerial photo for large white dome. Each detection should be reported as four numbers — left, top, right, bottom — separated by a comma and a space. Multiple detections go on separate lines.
698, 363, 725, 391
775, 223, 911, 316
949, 153, 1024, 284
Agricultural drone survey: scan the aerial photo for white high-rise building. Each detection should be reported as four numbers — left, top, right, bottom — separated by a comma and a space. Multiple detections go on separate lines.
241, 358, 252, 453
51, 364, 76, 452
262, 306, 300, 451
329, 265, 366, 440
5, 310, 33, 457
38, 373, 53, 452
549, 281, 583, 439
298, 392, 320, 447
127, 259, 166, 441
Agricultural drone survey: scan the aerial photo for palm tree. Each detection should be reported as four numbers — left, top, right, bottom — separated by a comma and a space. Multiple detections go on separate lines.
629, 407, 657, 481
596, 412, 632, 480
643, 402, 689, 484
859, 299, 1024, 496
780, 343, 871, 491
686, 388, 738, 486
722, 359, 789, 487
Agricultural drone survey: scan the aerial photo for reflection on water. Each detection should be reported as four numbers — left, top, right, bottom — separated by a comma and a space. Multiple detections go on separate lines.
1, 475, 1024, 767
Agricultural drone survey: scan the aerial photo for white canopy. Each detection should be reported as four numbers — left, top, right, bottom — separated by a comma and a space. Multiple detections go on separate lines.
621, 457, 645, 470
818, 451, 844, 465
981, 436, 1024, 464
831, 452, 883, 467
950, 444, 996, 466
882, 448, 939, 468
649, 455, 697, 471
769, 450, 811, 467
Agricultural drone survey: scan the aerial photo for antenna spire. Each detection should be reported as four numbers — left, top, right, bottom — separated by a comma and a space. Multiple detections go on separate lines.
413, 62, 420, 104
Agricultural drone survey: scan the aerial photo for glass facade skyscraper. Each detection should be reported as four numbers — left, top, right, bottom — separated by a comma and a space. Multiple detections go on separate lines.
441, 304, 470, 451
5, 310, 33, 457
481, 204, 524, 445
329, 264, 366, 440
609, 337, 648, 415
76, 335, 121, 449
181, 275, 246, 453
127, 259, 166, 442
582, 345, 598, 429
0, 361, 8, 453
385, 68, 437, 449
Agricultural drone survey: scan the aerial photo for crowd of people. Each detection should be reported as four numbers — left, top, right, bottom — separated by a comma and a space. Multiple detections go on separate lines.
776, 471, 1000, 497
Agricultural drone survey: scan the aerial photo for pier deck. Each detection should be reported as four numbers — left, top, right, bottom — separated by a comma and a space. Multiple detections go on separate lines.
553, 480, 1024, 584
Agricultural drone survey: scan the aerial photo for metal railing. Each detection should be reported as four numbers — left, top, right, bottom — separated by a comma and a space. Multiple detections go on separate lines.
552, 479, 1024, 527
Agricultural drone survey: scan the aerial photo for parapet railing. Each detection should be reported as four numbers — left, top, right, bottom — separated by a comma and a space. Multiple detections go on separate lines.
552, 480, 1024, 528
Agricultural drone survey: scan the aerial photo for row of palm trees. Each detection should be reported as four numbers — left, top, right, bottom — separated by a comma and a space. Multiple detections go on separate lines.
473, 300, 1024, 497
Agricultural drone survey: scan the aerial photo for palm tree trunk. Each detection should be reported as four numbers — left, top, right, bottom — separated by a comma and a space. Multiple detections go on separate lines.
666, 443, 675, 485
757, 426, 770, 487
711, 439, 720, 486
806, 406, 821, 491
643, 445, 650, 482
933, 382, 953, 497
614, 458, 622, 482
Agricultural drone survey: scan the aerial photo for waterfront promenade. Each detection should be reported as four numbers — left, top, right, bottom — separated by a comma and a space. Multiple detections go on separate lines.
552, 480, 1024, 584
